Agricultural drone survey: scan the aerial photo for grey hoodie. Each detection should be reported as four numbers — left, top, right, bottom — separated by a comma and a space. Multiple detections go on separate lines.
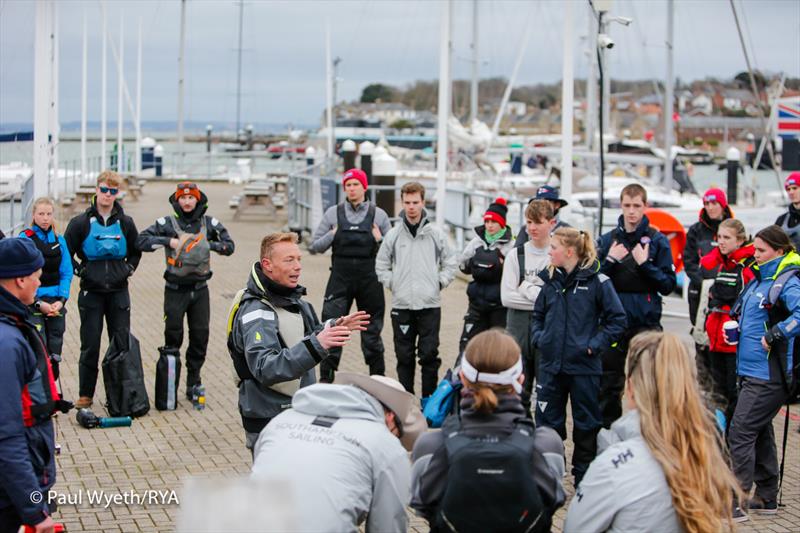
564, 410, 682, 533
251, 384, 411, 533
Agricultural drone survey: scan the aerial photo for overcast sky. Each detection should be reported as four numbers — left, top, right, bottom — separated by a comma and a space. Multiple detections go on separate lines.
1, 0, 798, 129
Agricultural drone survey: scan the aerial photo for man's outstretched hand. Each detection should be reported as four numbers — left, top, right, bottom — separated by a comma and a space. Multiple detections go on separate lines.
335, 310, 370, 332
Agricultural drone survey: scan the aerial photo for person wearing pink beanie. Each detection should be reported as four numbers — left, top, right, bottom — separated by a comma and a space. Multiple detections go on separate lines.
683, 187, 733, 376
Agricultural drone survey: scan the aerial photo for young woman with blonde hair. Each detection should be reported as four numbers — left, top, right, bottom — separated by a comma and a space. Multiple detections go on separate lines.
19, 196, 73, 379
565, 331, 740, 533
411, 329, 566, 532
531, 227, 627, 485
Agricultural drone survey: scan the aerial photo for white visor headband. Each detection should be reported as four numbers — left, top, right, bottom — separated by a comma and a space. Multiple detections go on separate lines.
461, 355, 523, 394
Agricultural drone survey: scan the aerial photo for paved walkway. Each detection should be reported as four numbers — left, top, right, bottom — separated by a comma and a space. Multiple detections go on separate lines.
47, 181, 798, 532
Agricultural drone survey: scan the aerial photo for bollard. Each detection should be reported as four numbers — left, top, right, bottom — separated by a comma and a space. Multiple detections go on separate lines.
141, 137, 156, 170
373, 147, 397, 217
726, 146, 740, 205
359, 141, 375, 184
305, 146, 316, 168
342, 139, 357, 172
206, 124, 213, 153
246, 124, 254, 151
154, 144, 164, 178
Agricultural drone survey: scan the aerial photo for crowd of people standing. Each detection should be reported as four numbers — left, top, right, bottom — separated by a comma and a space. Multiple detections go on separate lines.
1, 167, 799, 532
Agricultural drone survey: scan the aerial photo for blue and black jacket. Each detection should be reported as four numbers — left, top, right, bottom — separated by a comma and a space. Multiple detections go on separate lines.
64, 198, 141, 292
19, 224, 73, 302
733, 252, 800, 382
597, 215, 676, 331
531, 261, 628, 375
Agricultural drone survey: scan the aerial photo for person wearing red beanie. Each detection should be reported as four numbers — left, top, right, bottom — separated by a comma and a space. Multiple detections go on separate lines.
683, 186, 733, 377
457, 197, 514, 354
776, 171, 800, 403
308, 168, 392, 383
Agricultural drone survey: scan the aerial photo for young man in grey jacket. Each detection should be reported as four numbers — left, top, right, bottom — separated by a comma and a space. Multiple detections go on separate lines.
251, 373, 426, 532
227, 232, 368, 451
375, 182, 458, 400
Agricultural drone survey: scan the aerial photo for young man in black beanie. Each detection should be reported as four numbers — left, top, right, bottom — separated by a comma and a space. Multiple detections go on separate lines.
458, 197, 514, 353
0, 238, 60, 533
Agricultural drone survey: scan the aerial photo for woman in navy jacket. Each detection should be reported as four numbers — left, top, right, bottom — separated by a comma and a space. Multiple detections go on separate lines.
532, 227, 627, 485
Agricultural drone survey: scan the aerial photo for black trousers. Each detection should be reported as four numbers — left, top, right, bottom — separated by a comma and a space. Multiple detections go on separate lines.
599, 326, 659, 428
319, 262, 385, 381
29, 296, 67, 381
729, 357, 789, 502
391, 307, 442, 397
458, 301, 506, 354
709, 350, 738, 430
164, 285, 210, 386
78, 289, 130, 398
535, 371, 601, 485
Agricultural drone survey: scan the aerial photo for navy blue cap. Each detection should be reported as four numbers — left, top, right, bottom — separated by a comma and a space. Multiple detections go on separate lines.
534, 185, 568, 207
0, 238, 45, 278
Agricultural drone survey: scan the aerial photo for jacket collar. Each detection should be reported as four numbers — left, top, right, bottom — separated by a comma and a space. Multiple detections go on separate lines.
616, 214, 651, 244
551, 259, 600, 286
0, 284, 30, 319
753, 251, 800, 281
246, 262, 307, 305
459, 391, 526, 428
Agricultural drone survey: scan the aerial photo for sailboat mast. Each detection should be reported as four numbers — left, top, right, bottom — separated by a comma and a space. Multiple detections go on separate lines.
470, 0, 478, 125
177, 0, 186, 172
236, 0, 244, 137
664, 0, 674, 192
560, 0, 574, 216
436, 0, 451, 226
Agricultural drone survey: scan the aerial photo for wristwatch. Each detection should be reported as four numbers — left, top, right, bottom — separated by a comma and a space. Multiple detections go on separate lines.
34, 300, 43, 311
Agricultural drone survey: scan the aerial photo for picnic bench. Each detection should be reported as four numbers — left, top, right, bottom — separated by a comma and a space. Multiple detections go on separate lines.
229, 177, 285, 220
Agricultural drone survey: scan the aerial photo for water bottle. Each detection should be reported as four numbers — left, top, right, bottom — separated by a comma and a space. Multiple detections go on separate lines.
192, 384, 206, 410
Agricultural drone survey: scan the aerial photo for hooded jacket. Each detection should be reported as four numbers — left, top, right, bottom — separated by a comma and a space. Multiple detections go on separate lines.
532, 261, 628, 375
564, 410, 681, 533
228, 263, 330, 432
776, 204, 800, 251
64, 198, 141, 292
0, 286, 56, 526
734, 252, 800, 381
683, 207, 732, 287
136, 190, 235, 285
411, 393, 566, 528
597, 215, 676, 331
375, 210, 457, 310
700, 244, 755, 354
251, 383, 411, 533
460, 225, 515, 307
19, 224, 73, 301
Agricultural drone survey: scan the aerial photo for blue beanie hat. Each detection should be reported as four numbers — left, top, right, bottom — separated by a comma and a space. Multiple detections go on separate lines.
0, 238, 45, 278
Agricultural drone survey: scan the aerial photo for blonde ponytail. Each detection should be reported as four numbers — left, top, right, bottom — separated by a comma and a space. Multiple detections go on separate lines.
552, 227, 597, 270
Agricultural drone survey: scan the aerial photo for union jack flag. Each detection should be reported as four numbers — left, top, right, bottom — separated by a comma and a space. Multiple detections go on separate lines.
777, 96, 800, 139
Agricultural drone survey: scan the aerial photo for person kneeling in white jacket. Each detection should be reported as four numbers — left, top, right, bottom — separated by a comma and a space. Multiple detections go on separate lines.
251, 373, 426, 533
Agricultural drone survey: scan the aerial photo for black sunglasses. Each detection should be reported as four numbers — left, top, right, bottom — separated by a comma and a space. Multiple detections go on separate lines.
98, 186, 119, 195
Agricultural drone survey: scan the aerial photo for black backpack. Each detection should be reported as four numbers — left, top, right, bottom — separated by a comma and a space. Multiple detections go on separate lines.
436, 419, 549, 533
102, 333, 150, 418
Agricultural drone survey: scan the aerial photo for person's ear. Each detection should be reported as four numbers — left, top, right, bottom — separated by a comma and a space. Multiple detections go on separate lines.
517, 373, 525, 386
260, 257, 271, 272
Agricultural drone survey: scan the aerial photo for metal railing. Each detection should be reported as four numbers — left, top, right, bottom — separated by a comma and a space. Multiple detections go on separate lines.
287, 160, 599, 250
0, 174, 34, 236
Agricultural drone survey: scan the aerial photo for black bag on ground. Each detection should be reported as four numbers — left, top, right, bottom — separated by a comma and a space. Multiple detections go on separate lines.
102, 333, 150, 418
436, 419, 549, 533
155, 346, 182, 411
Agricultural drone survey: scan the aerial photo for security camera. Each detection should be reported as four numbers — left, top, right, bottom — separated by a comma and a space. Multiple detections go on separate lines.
598, 34, 615, 49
